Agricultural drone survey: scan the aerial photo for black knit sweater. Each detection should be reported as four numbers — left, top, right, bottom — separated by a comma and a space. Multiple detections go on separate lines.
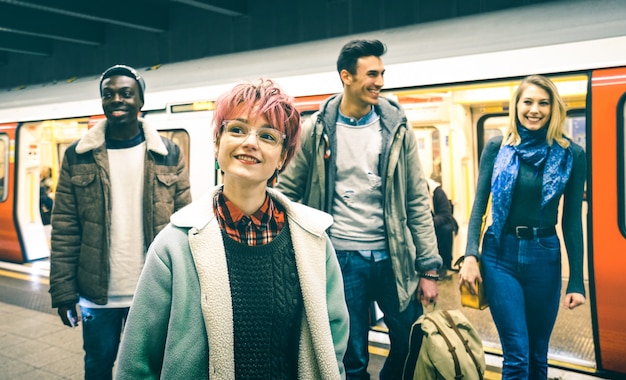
222, 221, 303, 379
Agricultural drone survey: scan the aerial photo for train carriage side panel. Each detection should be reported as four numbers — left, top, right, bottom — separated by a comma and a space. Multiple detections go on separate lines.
590, 66, 626, 375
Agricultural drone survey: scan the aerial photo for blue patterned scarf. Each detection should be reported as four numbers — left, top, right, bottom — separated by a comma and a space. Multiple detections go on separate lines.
490, 124, 573, 244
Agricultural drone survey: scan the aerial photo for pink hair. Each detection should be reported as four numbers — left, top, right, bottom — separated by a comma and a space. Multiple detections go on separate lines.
213, 78, 302, 170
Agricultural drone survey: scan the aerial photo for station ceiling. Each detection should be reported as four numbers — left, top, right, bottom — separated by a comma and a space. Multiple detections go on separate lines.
0, 0, 560, 89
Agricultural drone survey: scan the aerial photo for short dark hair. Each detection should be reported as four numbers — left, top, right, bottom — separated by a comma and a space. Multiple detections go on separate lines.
336, 39, 387, 75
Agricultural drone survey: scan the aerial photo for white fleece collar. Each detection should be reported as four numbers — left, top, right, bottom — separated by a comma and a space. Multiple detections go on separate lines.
75, 118, 168, 156
184, 185, 339, 379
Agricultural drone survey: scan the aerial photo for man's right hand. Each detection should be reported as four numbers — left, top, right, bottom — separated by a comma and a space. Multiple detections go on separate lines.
57, 304, 79, 327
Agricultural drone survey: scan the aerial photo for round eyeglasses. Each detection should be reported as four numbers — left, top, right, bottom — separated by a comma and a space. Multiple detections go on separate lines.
221, 120, 286, 147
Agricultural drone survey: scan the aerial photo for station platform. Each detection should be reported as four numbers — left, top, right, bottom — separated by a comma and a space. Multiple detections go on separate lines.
0, 260, 609, 380
0, 300, 83, 379
0, 260, 82, 379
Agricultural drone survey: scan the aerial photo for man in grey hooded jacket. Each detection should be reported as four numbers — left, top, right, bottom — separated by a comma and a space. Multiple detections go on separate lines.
276, 40, 441, 379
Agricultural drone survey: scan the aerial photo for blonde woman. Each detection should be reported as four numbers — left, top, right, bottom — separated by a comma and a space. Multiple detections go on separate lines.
459, 75, 586, 379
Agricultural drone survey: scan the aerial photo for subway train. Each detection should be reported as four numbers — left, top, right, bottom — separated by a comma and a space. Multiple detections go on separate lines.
1, 0, 625, 377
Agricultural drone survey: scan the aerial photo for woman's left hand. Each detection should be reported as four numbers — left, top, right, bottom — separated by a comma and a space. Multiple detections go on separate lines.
563, 292, 586, 310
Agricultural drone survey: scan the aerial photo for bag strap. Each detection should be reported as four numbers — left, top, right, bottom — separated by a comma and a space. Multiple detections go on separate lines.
424, 315, 463, 380
479, 194, 493, 238
442, 311, 484, 380
402, 322, 422, 380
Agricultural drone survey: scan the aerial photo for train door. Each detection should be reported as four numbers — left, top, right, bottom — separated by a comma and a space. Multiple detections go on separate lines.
412, 125, 464, 265
0, 125, 22, 262
391, 74, 595, 373
0, 133, 8, 202
143, 103, 215, 200
589, 66, 626, 376
0, 118, 90, 263
400, 94, 470, 265
13, 122, 49, 262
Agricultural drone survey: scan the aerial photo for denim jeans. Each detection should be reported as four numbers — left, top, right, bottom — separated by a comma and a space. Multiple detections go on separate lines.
481, 230, 561, 380
81, 306, 129, 380
336, 250, 420, 380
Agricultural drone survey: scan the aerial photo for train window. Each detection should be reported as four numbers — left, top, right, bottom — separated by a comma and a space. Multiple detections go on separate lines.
414, 126, 441, 182
477, 114, 507, 161
157, 129, 190, 171
0, 134, 7, 202
566, 110, 586, 151
57, 143, 72, 171
171, 101, 214, 113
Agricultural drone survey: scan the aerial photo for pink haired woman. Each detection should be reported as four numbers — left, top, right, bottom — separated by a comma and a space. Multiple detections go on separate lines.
116, 79, 349, 379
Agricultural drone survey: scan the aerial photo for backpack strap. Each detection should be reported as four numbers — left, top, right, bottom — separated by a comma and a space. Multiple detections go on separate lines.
424, 315, 463, 380
442, 311, 484, 380
402, 322, 422, 380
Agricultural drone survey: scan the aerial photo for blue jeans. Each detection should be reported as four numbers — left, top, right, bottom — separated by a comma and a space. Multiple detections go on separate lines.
336, 251, 420, 380
81, 307, 129, 380
481, 231, 561, 380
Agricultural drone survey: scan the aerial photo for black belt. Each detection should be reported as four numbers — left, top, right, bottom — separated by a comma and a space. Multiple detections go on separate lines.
506, 226, 556, 240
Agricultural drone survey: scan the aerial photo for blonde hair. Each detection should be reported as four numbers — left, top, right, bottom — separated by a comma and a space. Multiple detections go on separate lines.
503, 75, 570, 148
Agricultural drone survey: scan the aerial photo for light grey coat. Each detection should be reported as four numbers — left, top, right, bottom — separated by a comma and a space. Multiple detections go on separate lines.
276, 94, 441, 311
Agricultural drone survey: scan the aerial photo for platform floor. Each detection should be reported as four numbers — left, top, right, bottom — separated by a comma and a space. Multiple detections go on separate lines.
0, 260, 608, 379
0, 301, 83, 379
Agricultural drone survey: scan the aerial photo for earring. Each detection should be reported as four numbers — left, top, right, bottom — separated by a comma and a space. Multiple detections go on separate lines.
215, 160, 220, 170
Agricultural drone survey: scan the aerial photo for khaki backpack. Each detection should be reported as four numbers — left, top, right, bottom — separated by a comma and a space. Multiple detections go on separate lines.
403, 309, 486, 380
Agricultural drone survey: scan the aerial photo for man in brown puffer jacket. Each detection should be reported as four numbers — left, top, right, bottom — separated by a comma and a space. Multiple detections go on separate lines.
49, 64, 191, 380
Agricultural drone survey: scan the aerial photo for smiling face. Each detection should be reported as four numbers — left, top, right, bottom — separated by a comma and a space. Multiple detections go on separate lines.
516, 84, 551, 131
341, 55, 385, 110
101, 75, 143, 127
215, 112, 286, 190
